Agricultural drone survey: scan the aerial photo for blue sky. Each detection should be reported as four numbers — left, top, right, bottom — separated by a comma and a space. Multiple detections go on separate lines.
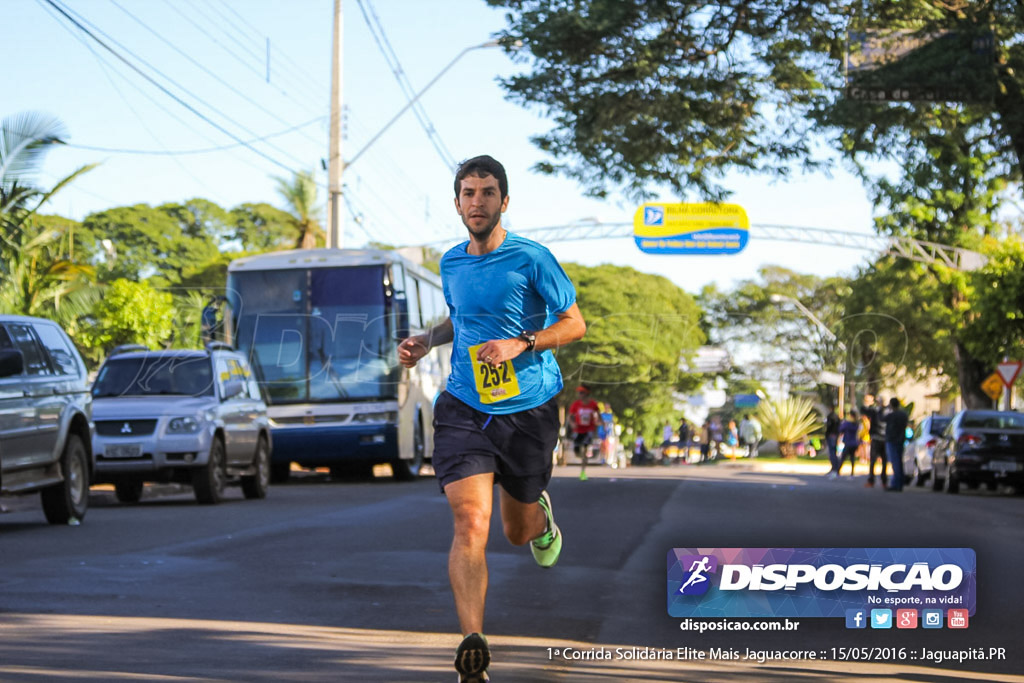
7, 0, 879, 294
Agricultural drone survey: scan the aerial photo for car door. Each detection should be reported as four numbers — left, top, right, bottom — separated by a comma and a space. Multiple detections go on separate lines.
215, 356, 248, 465
232, 358, 262, 462
6, 323, 61, 467
0, 324, 36, 476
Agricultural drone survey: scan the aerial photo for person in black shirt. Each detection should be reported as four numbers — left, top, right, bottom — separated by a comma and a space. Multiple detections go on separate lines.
861, 394, 889, 488
884, 398, 910, 492
824, 407, 841, 478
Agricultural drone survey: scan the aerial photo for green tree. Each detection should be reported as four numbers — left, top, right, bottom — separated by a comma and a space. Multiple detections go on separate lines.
491, 1, 1024, 406
274, 170, 324, 249
230, 202, 301, 251
78, 279, 175, 364
555, 263, 704, 438
80, 202, 221, 287
699, 266, 850, 406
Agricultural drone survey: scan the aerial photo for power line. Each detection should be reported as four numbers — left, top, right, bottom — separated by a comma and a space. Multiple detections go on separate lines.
107, 0, 325, 150
61, 117, 326, 156
355, 0, 457, 171
211, 0, 327, 98
41, 0, 308, 177
159, 0, 326, 113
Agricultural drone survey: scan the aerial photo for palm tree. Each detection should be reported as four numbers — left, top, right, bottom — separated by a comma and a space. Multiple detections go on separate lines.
274, 170, 325, 249
0, 111, 97, 319
755, 396, 820, 459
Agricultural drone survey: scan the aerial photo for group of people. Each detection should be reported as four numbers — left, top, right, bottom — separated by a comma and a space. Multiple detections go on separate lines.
823, 394, 911, 492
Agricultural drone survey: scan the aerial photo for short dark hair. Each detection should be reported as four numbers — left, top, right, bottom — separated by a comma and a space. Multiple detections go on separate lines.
889, 397, 900, 408
454, 155, 508, 200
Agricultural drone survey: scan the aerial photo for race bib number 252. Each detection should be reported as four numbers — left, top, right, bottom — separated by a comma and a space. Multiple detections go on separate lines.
468, 344, 521, 404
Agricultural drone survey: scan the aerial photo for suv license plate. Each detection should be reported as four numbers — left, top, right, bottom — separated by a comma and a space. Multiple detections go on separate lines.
106, 444, 142, 459
986, 460, 1021, 473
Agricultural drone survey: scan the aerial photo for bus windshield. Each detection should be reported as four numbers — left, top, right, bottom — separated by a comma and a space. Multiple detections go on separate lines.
228, 266, 400, 404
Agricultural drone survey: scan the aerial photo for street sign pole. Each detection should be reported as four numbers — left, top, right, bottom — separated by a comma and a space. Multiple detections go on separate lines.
996, 359, 1022, 411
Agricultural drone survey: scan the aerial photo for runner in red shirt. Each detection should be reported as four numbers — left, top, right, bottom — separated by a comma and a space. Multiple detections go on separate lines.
568, 385, 600, 481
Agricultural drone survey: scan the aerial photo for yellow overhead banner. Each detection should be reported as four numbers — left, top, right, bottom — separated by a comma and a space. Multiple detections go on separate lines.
633, 203, 749, 255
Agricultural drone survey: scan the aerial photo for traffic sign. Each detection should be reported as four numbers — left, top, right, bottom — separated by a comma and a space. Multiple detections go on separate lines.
996, 360, 1022, 388
981, 374, 1004, 401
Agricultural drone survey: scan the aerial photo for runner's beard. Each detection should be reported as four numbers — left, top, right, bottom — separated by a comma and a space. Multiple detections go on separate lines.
463, 211, 501, 242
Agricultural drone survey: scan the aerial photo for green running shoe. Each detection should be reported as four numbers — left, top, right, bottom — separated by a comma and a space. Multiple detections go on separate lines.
455, 633, 490, 683
531, 490, 562, 568
579, 469, 588, 481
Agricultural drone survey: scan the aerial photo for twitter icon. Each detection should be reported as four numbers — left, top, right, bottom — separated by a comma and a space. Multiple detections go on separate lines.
870, 609, 892, 629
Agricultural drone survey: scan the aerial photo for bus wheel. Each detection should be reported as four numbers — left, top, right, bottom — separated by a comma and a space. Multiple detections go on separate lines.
393, 413, 425, 481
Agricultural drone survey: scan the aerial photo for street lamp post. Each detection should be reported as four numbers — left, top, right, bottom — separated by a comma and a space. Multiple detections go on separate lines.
770, 293, 847, 416
326, 37, 510, 248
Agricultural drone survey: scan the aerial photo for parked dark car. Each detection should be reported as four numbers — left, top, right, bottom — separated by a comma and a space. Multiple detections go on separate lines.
931, 410, 1024, 494
0, 315, 93, 523
903, 414, 952, 486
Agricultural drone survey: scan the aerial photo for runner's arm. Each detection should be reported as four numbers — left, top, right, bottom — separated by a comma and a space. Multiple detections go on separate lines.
475, 303, 587, 366
398, 318, 454, 368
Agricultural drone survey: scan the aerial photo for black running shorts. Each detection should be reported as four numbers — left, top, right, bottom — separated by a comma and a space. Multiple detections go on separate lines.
431, 391, 559, 503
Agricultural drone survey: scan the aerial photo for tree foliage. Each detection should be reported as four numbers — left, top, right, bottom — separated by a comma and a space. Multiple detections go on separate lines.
699, 266, 849, 403
77, 279, 175, 364
555, 262, 704, 438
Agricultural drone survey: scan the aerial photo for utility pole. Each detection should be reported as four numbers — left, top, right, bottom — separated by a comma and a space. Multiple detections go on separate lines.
327, 0, 344, 249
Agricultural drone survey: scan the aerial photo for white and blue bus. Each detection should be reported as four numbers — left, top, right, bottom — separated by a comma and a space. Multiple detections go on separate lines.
218, 248, 448, 482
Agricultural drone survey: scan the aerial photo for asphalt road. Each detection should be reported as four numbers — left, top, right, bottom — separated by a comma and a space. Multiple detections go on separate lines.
1, 462, 1023, 682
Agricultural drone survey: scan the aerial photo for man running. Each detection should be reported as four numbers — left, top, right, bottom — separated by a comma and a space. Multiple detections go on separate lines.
398, 155, 586, 683
568, 385, 600, 481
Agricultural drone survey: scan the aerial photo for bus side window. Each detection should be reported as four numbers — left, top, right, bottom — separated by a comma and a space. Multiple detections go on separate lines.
408, 277, 423, 331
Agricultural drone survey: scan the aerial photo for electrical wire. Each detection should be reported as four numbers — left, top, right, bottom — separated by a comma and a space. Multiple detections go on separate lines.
63, 117, 327, 156
355, 0, 457, 171
42, 0, 309, 177
107, 0, 325, 150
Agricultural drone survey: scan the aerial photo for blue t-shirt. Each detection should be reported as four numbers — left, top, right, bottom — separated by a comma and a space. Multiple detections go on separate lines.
441, 232, 576, 414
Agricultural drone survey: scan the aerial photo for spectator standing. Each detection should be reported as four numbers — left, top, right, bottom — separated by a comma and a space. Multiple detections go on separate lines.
838, 409, 861, 476
885, 398, 910, 492
740, 414, 762, 458
862, 394, 889, 488
824, 406, 841, 477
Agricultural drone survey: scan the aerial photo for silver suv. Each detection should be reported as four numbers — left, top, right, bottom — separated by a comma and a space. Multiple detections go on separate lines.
0, 315, 93, 524
90, 343, 271, 504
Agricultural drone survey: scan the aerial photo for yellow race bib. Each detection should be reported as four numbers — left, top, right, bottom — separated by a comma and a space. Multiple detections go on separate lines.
468, 344, 521, 404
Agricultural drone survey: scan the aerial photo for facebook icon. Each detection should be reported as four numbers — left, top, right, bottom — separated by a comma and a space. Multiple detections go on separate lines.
845, 609, 867, 629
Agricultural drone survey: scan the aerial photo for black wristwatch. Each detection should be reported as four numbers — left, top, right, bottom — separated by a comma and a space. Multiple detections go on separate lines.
517, 331, 537, 352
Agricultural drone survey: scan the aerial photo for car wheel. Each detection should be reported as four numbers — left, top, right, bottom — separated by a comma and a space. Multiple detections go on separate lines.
986, 481, 998, 492
114, 480, 145, 504
193, 438, 227, 504
392, 413, 425, 482
241, 437, 270, 500
965, 480, 980, 490
944, 465, 960, 494
41, 434, 90, 525
914, 464, 928, 487
931, 459, 945, 491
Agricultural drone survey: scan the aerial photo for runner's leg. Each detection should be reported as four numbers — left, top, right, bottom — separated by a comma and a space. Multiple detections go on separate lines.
446, 473, 495, 636
497, 487, 547, 546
